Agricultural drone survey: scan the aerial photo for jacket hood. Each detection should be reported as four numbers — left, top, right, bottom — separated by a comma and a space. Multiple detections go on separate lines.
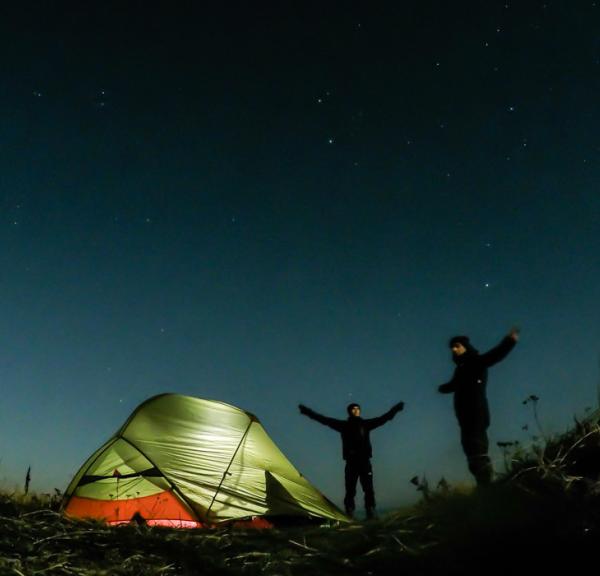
346, 403, 361, 416
452, 343, 479, 365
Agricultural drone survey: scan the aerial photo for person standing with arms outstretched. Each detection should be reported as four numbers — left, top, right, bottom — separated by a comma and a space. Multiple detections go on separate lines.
298, 401, 404, 519
438, 327, 520, 486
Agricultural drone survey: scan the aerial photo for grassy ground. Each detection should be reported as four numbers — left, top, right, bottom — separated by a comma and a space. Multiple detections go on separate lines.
2, 415, 600, 575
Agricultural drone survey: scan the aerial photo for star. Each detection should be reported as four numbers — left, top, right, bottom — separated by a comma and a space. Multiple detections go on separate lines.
328, 138, 334, 144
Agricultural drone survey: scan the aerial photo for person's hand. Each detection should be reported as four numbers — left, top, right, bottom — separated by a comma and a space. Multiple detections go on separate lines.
508, 326, 520, 341
393, 401, 405, 413
298, 404, 309, 415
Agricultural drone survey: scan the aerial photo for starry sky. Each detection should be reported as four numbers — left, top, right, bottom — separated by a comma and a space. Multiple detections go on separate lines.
1, 2, 599, 509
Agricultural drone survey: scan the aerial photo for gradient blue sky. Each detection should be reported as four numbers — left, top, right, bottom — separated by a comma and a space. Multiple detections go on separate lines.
1, 2, 599, 508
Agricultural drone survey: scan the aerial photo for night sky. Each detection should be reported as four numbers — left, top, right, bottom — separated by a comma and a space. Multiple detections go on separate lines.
1, 2, 599, 509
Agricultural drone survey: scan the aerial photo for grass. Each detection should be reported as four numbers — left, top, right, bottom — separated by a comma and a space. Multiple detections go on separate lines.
2, 413, 600, 575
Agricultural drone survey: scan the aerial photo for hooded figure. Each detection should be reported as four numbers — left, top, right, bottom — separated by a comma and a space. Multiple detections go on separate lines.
438, 328, 519, 486
298, 401, 404, 519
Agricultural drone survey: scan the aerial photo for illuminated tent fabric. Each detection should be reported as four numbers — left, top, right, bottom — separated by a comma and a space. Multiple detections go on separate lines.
63, 393, 347, 526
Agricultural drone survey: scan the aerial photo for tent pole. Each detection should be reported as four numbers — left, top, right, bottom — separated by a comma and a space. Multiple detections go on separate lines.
117, 436, 200, 522
206, 418, 253, 520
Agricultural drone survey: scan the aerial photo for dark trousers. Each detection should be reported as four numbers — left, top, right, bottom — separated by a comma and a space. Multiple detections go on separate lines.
344, 458, 375, 512
460, 427, 493, 486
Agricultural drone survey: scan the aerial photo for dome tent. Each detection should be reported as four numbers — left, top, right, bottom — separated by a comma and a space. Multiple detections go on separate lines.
63, 393, 347, 527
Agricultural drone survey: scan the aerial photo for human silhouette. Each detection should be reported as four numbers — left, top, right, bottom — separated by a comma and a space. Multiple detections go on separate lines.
438, 327, 519, 485
298, 401, 404, 518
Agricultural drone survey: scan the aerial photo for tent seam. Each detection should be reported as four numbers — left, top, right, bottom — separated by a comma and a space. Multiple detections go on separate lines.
206, 418, 254, 519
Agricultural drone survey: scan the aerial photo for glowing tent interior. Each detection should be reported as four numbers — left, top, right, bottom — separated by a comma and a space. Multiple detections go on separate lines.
62, 393, 347, 527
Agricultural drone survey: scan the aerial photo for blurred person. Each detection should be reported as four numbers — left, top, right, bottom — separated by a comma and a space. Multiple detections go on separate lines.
438, 327, 520, 486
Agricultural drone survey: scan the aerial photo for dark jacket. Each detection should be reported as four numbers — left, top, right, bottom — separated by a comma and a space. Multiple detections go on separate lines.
300, 404, 402, 460
439, 336, 516, 430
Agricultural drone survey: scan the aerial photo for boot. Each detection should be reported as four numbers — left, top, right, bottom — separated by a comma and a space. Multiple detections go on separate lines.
475, 462, 493, 487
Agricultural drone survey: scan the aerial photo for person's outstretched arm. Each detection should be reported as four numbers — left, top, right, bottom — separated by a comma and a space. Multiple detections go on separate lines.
438, 380, 456, 394
365, 402, 405, 430
479, 327, 519, 367
298, 404, 344, 431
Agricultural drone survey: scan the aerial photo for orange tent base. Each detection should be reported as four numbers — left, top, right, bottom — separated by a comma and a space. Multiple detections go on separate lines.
64, 491, 200, 526
64, 491, 273, 529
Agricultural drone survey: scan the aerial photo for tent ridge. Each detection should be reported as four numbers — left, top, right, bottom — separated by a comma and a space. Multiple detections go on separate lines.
117, 393, 259, 437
